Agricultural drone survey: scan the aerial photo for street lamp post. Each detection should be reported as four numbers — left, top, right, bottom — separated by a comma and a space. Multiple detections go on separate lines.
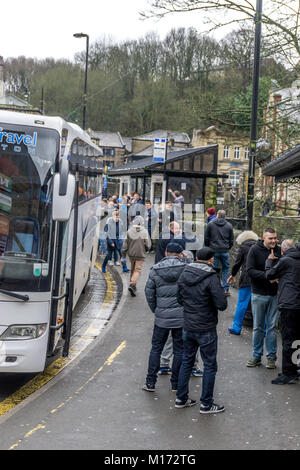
73, 32, 89, 130
246, 0, 263, 229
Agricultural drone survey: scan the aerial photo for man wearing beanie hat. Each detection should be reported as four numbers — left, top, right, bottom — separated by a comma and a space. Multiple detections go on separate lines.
143, 242, 186, 392
175, 247, 227, 413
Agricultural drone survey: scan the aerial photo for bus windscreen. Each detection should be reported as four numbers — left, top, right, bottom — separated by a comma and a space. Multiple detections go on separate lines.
0, 124, 59, 292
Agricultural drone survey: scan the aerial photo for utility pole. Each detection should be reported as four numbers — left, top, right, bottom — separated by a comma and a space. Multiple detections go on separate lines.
246, 0, 263, 229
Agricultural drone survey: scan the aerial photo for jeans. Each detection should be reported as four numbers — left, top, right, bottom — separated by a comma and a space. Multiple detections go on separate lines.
146, 326, 183, 388
177, 329, 218, 407
160, 331, 200, 370
214, 252, 230, 291
230, 286, 252, 333
102, 244, 118, 269
280, 309, 300, 376
251, 294, 279, 360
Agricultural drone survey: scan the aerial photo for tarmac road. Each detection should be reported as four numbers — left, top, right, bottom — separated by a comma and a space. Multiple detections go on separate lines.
0, 254, 299, 451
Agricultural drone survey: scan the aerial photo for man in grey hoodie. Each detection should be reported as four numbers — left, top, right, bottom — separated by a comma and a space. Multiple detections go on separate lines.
143, 243, 186, 392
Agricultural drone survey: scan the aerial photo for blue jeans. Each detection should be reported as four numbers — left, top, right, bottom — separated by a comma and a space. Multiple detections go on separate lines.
251, 294, 279, 360
177, 329, 218, 407
214, 252, 230, 291
146, 326, 183, 389
230, 286, 252, 333
102, 244, 118, 269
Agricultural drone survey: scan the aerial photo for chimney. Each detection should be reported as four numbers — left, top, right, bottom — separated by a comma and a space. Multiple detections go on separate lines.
0, 56, 4, 98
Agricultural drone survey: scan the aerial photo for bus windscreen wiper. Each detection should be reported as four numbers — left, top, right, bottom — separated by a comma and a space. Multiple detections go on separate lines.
0, 289, 29, 302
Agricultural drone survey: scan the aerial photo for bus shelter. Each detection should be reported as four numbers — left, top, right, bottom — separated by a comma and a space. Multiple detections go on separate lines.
263, 144, 300, 183
108, 146, 225, 212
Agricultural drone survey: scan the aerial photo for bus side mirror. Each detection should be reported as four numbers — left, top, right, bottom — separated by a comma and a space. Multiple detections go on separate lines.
52, 160, 75, 222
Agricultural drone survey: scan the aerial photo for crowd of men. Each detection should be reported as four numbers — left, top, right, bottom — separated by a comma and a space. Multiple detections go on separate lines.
99, 194, 300, 415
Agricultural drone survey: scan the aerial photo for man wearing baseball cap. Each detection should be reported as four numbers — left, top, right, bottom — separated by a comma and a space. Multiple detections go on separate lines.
143, 242, 186, 393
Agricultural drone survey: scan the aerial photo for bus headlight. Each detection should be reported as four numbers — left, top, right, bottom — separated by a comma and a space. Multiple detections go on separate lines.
0, 324, 47, 341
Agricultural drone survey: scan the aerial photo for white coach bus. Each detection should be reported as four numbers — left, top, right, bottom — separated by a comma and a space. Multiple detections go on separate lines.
0, 110, 103, 373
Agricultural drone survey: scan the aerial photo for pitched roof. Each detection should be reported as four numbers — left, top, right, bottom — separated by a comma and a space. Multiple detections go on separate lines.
89, 130, 125, 149
272, 82, 300, 124
133, 129, 190, 144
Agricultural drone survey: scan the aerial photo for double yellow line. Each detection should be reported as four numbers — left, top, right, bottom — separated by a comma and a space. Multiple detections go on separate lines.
0, 264, 118, 418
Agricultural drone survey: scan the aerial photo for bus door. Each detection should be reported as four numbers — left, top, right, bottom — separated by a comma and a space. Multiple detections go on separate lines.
48, 221, 70, 354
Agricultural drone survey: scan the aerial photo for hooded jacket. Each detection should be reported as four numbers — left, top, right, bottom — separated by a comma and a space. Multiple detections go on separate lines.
204, 217, 234, 253
145, 256, 186, 329
265, 248, 300, 310
177, 262, 227, 332
246, 240, 281, 296
231, 231, 259, 288
121, 224, 151, 260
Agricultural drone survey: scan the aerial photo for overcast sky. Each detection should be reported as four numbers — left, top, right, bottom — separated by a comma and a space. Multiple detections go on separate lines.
0, 0, 219, 60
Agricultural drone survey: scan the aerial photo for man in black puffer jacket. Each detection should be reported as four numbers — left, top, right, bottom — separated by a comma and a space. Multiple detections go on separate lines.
143, 243, 187, 393
175, 248, 227, 414
265, 239, 300, 384
204, 210, 234, 295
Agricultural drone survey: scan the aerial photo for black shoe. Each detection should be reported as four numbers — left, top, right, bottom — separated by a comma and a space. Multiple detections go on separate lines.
142, 384, 155, 392
128, 285, 136, 297
200, 403, 225, 414
271, 374, 298, 385
175, 398, 197, 409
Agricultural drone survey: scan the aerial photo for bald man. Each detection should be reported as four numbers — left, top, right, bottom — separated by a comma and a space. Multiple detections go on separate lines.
265, 239, 300, 384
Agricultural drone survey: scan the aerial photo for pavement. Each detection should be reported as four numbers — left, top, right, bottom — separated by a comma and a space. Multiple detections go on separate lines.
0, 254, 299, 451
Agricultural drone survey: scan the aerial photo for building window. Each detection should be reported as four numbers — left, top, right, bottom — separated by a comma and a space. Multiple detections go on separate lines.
223, 146, 229, 159
234, 147, 240, 159
230, 171, 240, 187
103, 148, 115, 157
245, 147, 250, 160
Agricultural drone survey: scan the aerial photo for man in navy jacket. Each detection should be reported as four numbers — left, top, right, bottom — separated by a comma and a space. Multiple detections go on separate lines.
175, 248, 227, 414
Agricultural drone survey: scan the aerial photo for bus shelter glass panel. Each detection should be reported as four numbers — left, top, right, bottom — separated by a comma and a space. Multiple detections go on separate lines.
153, 183, 163, 204
137, 177, 144, 197
0, 123, 59, 292
130, 178, 136, 194
107, 178, 120, 197
168, 177, 204, 206
144, 177, 151, 201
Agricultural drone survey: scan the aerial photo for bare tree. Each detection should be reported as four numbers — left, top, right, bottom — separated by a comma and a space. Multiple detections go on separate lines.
142, 1, 300, 67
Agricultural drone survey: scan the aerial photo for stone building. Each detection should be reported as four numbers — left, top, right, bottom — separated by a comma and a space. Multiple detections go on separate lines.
192, 126, 250, 191
88, 130, 128, 169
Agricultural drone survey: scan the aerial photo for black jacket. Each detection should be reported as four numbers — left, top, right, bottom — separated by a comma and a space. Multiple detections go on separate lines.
231, 239, 257, 288
246, 240, 281, 296
177, 262, 227, 332
204, 218, 234, 253
265, 248, 300, 310
155, 231, 186, 264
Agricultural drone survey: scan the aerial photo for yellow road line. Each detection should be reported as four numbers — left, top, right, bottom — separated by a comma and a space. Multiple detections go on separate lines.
8, 341, 127, 450
0, 263, 118, 418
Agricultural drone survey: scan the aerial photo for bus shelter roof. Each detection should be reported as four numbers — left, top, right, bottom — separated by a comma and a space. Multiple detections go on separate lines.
263, 144, 300, 182
109, 145, 225, 178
